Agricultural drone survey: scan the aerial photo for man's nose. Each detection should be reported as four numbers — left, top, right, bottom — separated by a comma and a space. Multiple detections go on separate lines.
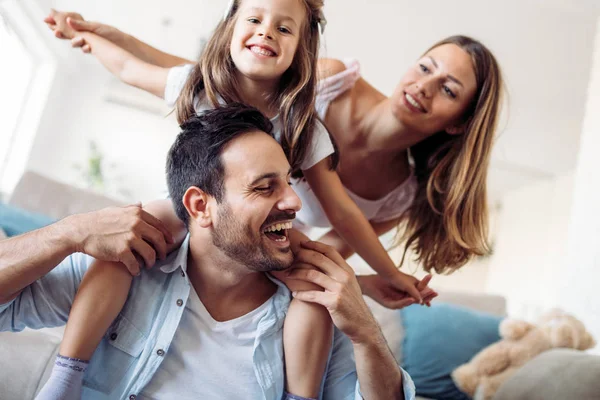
278, 184, 302, 213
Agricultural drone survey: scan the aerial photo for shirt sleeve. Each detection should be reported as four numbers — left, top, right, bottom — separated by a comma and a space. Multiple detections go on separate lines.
322, 328, 416, 400
0, 253, 92, 332
164, 63, 195, 107
300, 119, 335, 171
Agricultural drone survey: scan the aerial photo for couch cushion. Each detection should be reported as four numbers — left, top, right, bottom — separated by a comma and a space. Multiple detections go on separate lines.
493, 348, 600, 400
0, 330, 61, 399
9, 170, 123, 219
0, 202, 55, 237
401, 303, 502, 400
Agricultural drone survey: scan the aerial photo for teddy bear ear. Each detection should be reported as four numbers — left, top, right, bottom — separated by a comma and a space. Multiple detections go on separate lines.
580, 332, 597, 351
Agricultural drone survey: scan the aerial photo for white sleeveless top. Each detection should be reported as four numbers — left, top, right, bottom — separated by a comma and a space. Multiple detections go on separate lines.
164, 62, 417, 228
295, 59, 418, 227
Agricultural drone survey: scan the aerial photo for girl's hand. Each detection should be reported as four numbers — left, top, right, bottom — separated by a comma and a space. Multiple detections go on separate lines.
359, 273, 438, 309
44, 9, 84, 40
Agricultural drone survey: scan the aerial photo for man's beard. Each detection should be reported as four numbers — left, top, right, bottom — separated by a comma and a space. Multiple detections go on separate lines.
211, 204, 293, 272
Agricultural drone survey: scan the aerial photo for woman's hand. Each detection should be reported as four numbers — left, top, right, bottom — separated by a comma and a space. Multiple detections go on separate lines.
359, 273, 438, 309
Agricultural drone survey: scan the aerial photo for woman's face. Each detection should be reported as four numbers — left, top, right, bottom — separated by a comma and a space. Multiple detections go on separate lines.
391, 43, 478, 136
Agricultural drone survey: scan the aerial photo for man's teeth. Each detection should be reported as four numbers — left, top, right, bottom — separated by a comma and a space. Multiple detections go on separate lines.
263, 222, 293, 233
405, 93, 424, 111
250, 46, 275, 56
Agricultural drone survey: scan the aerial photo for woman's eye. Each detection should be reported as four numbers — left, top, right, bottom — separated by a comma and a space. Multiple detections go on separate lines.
443, 86, 456, 99
419, 64, 429, 73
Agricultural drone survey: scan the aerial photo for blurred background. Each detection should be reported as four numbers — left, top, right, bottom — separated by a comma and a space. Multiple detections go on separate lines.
1, 0, 599, 349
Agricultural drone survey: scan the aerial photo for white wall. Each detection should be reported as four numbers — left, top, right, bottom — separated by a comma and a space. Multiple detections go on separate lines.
560, 16, 600, 353
485, 173, 576, 319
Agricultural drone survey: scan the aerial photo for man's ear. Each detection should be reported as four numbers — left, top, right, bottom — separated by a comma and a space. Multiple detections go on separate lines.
182, 186, 212, 228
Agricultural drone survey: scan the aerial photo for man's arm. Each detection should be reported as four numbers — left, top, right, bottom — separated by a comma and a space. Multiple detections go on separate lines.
0, 204, 173, 305
0, 218, 76, 304
287, 241, 416, 400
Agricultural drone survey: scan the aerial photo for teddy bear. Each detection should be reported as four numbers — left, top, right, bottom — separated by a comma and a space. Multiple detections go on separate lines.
451, 309, 596, 400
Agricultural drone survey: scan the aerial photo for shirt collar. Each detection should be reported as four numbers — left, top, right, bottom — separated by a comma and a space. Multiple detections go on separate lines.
159, 234, 191, 274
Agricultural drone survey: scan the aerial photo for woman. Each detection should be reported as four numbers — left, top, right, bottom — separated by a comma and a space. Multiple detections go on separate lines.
308, 37, 502, 275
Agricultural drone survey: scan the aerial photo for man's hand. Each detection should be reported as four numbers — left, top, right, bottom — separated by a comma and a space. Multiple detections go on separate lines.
286, 241, 382, 344
66, 204, 174, 276
359, 274, 438, 309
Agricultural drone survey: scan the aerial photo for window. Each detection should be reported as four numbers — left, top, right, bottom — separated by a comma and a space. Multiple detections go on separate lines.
0, 0, 55, 195
0, 11, 34, 180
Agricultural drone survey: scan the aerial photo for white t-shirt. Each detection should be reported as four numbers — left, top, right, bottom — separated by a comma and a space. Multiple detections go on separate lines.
164, 64, 335, 171
140, 285, 272, 400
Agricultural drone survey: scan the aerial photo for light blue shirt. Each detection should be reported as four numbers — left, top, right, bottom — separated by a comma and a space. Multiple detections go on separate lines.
0, 236, 416, 400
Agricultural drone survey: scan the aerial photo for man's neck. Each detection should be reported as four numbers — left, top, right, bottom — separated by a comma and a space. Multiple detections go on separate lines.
185, 237, 277, 322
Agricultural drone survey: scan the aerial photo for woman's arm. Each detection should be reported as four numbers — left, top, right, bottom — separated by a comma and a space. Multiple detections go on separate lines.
45, 9, 194, 67
74, 31, 171, 98
303, 160, 423, 302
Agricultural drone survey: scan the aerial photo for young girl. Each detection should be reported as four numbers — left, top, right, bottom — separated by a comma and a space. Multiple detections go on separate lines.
39, 2, 433, 399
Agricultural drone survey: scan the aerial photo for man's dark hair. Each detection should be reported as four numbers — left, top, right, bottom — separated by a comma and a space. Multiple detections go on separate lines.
166, 103, 274, 225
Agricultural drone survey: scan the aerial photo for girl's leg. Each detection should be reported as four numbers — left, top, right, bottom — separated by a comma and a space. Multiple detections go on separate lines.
36, 199, 187, 400
273, 272, 333, 399
36, 260, 133, 400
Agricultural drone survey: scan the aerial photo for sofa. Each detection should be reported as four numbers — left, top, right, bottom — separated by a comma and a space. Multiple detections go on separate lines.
1, 171, 600, 400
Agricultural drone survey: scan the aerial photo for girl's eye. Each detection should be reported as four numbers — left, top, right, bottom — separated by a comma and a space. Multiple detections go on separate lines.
278, 26, 291, 34
287, 181, 293, 186
443, 86, 456, 99
419, 64, 429, 73
248, 18, 260, 24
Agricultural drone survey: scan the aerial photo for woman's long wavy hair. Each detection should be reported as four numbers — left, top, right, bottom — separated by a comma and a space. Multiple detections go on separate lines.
399, 35, 504, 274
175, 0, 326, 173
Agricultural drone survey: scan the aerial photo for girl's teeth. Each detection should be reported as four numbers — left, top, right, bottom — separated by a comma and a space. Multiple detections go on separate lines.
251, 46, 274, 56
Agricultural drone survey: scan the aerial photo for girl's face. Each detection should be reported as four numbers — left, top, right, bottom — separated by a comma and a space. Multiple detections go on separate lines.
230, 0, 306, 83
390, 44, 478, 137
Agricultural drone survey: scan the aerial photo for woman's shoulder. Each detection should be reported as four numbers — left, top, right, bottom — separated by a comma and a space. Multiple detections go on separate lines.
317, 58, 349, 80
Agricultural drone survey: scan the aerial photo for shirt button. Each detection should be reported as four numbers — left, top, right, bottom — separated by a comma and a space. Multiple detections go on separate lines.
129, 395, 137, 400
180, 270, 185, 277
176, 299, 183, 307
157, 349, 165, 356
110, 332, 118, 341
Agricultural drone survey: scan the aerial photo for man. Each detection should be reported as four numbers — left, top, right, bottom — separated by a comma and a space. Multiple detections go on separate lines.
0, 104, 416, 399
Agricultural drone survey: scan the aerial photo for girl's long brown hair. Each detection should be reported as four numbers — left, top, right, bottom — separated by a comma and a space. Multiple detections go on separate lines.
176, 0, 327, 173
399, 35, 504, 274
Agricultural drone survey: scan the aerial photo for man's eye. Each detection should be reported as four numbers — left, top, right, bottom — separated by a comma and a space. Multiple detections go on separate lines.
255, 186, 272, 192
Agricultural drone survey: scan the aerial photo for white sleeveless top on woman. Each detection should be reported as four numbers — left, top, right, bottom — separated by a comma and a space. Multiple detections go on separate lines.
294, 59, 418, 228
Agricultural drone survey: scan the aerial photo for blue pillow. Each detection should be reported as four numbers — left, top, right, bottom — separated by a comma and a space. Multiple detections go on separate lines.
0, 202, 55, 237
400, 303, 502, 400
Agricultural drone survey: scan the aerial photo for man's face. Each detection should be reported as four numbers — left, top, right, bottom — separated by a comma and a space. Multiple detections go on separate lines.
211, 131, 302, 272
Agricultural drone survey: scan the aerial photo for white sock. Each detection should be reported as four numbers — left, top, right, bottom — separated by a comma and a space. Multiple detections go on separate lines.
35, 354, 89, 400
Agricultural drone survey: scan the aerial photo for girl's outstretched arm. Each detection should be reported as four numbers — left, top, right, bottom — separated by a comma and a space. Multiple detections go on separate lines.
45, 9, 193, 67
303, 159, 424, 303
70, 31, 171, 98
